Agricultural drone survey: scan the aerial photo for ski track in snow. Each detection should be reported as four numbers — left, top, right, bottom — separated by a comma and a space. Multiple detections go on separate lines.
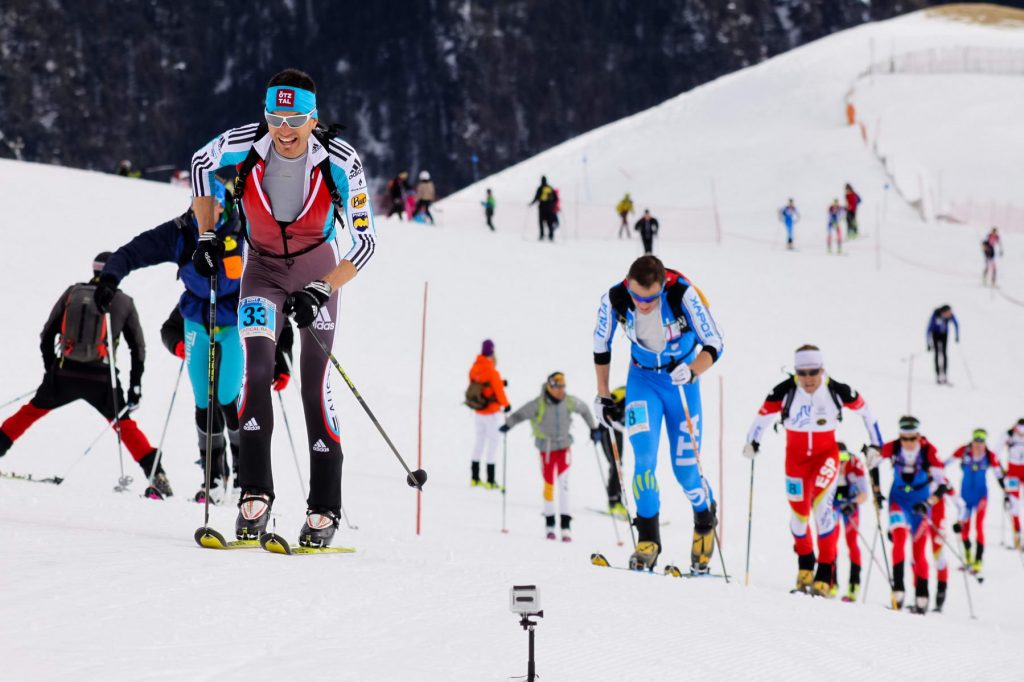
3, 9, 1024, 681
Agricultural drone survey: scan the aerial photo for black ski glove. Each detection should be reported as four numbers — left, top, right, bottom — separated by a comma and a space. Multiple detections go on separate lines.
283, 281, 332, 328
838, 499, 856, 519
127, 385, 142, 412
873, 488, 886, 508
594, 395, 623, 430
93, 275, 119, 313
952, 520, 963, 534
498, 424, 511, 433
912, 501, 930, 516
590, 428, 603, 444
192, 232, 223, 277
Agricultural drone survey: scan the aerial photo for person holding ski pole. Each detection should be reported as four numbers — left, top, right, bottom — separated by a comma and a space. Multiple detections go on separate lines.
500, 372, 599, 542
189, 68, 377, 548
926, 304, 959, 385
866, 416, 948, 614
96, 177, 247, 503
465, 339, 510, 489
951, 429, 1006, 576
0, 254, 165, 487
596, 386, 628, 518
833, 442, 869, 601
1003, 418, 1024, 550
593, 255, 725, 573
743, 345, 883, 597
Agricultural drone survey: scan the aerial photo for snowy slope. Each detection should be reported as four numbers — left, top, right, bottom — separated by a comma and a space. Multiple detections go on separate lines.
3, 8, 1024, 681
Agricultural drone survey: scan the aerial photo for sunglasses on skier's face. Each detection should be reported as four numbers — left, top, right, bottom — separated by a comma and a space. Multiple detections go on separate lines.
264, 110, 316, 128
628, 286, 663, 304
795, 368, 821, 377
900, 435, 920, 443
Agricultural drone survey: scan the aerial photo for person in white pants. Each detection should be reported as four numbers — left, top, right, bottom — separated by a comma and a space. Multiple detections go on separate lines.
468, 339, 510, 488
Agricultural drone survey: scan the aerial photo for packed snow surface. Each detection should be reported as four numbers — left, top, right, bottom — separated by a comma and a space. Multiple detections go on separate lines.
2, 9, 1023, 681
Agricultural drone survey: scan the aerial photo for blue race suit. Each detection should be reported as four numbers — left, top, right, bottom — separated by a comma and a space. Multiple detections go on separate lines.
594, 271, 724, 519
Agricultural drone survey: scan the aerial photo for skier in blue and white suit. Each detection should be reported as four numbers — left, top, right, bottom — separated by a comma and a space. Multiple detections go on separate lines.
593, 255, 724, 573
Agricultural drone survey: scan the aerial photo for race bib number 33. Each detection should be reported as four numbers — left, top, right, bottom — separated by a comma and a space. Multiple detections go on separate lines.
238, 297, 277, 340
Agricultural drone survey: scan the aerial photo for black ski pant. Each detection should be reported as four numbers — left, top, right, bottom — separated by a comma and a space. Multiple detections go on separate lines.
846, 210, 858, 236
598, 425, 625, 504
931, 332, 948, 379
538, 210, 557, 240
237, 242, 344, 515
387, 198, 405, 219
641, 235, 654, 254
485, 208, 494, 231
414, 199, 434, 223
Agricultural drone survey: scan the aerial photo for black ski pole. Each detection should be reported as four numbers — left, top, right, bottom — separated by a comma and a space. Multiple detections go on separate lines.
871, 495, 894, 589
0, 389, 35, 411
104, 312, 132, 493
146, 359, 185, 493
501, 431, 509, 534
744, 459, 755, 586
592, 440, 623, 546
195, 278, 226, 547
303, 320, 427, 490
276, 390, 307, 499
607, 428, 636, 549
679, 387, 729, 582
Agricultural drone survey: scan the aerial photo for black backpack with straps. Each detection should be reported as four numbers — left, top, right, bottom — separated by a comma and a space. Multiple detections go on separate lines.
231, 121, 348, 259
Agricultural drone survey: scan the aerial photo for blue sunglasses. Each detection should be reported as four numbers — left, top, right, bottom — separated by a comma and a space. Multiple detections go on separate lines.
628, 287, 662, 303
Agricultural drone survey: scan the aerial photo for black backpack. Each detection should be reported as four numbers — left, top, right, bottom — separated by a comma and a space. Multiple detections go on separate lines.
59, 284, 109, 363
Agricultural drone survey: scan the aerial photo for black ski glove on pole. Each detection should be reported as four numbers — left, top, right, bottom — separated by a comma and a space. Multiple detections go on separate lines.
192, 232, 223, 277
283, 281, 332, 328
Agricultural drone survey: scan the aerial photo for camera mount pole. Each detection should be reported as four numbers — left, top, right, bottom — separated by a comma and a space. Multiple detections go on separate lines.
519, 611, 543, 682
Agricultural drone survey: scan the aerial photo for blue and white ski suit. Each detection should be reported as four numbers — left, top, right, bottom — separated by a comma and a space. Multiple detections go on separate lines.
593, 274, 724, 518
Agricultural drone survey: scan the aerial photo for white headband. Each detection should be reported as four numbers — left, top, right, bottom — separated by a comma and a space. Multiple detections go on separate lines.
794, 349, 823, 370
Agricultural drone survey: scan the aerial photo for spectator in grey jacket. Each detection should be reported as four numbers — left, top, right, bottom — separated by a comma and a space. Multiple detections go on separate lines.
501, 371, 600, 541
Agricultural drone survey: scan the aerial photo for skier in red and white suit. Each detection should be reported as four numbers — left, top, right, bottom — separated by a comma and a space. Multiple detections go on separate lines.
1004, 419, 1024, 549
743, 345, 883, 597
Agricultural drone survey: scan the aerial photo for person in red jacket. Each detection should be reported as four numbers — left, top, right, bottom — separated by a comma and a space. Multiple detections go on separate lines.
468, 339, 510, 487
844, 183, 861, 238
743, 345, 883, 597
867, 416, 949, 614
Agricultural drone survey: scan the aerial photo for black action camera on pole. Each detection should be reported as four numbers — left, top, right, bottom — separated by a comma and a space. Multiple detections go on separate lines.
510, 586, 544, 681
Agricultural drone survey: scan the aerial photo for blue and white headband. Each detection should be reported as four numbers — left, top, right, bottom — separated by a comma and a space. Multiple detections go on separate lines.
265, 85, 317, 115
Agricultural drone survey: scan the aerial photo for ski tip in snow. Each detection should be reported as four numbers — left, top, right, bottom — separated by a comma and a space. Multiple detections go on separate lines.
590, 552, 610, 567
194, 526, 229, 549
259, 532, 356, 556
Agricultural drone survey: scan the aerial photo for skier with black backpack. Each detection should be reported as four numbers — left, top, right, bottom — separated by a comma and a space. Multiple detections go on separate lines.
743, 345, 883, 598
0, 253, 168, 491
188, 68, 377, 548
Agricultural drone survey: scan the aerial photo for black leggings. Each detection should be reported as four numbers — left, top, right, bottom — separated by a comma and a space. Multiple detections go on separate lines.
931, 332, 948, 378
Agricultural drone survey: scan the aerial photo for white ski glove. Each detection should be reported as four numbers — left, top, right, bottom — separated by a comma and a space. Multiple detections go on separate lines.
864, 445, 882, 469
670, 363, 693, 386
742, 442, 759, 459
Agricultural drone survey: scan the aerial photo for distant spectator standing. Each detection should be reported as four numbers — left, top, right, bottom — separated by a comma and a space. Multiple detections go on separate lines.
982, 227, 1003, 287
616, 193, 634, 238
779, 198, 800, 250
482, 188, 496, 231
844, 184, 861, 238
827, 199, 844, 254
926, 304, 959, 385
116, 160, 141, 178
387, 170, 410, 220
634, 209, 659, 255
530, 175, 559, 241
414, 171, 436, 224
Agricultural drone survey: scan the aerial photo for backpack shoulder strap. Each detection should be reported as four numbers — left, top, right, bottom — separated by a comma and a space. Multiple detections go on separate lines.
825, 378, 848, 422
311, 124, 346, 218
608, 283, 633, 324
233, 121, 268, 203
779, 377, 798, 422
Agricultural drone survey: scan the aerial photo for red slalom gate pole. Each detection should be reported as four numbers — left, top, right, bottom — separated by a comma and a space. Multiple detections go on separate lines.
416, 282, 429, 535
